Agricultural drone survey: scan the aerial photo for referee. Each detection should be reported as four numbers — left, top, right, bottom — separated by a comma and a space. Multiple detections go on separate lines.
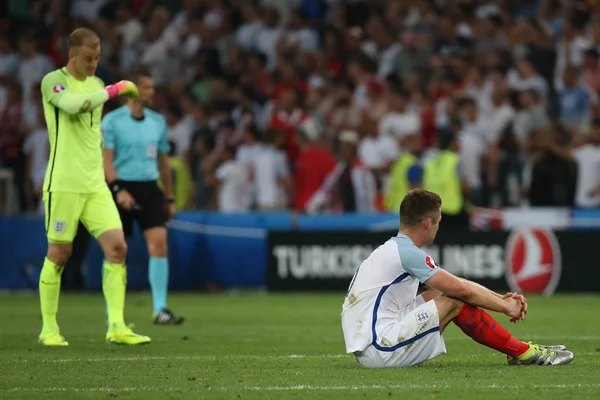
102, 67, 184, 325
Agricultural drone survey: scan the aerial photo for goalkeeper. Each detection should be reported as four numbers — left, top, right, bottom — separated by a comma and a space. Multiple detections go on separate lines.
38, 27, 150, 346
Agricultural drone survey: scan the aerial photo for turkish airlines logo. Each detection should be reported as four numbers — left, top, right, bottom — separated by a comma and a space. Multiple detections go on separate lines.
505, 228, 561, 295
53, 84, 65, 93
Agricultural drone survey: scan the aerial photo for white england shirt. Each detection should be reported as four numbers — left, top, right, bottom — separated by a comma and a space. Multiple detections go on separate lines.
341, 234, 441, 353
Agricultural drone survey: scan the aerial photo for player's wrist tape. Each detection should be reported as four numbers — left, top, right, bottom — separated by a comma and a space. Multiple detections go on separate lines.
109, 180, 125, 194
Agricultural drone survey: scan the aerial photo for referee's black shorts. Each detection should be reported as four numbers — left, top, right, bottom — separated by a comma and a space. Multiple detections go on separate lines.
113, 181, 167, 237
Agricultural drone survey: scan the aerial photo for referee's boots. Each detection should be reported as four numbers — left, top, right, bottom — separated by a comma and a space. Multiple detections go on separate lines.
153, 308, 185, 325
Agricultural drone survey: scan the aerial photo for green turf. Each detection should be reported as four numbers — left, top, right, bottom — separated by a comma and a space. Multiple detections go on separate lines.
1, 292, 599, 400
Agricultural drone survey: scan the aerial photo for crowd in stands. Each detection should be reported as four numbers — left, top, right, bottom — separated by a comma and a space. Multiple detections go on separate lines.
1, 0, 600, 216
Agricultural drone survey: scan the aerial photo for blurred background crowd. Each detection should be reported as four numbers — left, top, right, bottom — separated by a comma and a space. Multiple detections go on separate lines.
1, 0, 600, 217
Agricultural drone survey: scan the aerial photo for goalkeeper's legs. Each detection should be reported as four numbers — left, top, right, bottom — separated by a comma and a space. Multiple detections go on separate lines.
97, 229, 150, 345
38, 243, 72, 346
433, 294, 573, 365
39, 191, 84, 346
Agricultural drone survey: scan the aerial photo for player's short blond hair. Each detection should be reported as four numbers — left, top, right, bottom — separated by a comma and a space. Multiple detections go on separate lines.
68, 28, 100, 49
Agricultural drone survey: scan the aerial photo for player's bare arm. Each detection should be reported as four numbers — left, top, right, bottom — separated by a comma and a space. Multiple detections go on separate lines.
103, 148, 117, 183
423, 278, 528, 322
158, 153, 176, 219
425, 269, 521, 318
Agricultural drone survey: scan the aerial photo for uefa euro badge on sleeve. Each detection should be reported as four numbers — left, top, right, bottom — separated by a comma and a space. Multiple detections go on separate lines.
425, 255, 438, 269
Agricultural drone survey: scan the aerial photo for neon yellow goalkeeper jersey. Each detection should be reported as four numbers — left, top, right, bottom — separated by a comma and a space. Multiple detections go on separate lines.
41, 68, 106, 193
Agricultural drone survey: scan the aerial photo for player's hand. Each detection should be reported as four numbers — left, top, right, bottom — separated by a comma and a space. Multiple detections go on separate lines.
503, 293, 527, 323
503, 292, 528, 322
116, 80, 138, 98
166, 202, 176, 220
105, 80, 138, 99
116, 189, 137, 210
503, 296, 523, 322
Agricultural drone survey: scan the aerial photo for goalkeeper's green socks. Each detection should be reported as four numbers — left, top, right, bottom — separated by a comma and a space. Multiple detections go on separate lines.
102, 261, 127, 329
39, 257, 64, 335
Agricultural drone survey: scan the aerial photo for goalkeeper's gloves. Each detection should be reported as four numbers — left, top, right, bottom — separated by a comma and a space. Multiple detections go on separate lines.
105, 80, 138, 100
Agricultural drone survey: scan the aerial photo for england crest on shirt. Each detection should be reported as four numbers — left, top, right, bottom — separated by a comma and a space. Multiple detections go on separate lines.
415, 310, 430, 324
54, 220, 66, 233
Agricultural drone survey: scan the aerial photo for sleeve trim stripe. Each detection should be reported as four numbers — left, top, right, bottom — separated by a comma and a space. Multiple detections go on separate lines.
44, 106, 60, 192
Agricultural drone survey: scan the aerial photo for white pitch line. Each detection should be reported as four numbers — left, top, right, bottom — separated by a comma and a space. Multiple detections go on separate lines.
9, 352, 599, 365
4, 383, 600, 393
219, 383, 600, 391
10, 354, 349, 363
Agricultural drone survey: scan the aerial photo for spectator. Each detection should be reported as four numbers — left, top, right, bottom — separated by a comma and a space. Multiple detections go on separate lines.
0, 80, 29, 210
385, 131, 424, 214
17, 35, 53, 104
582, 48, 600, 94
0, 35, 19, 81
393, 31, 431, 82
362, 16, 401, 81
526, 125, 578, 207
514, 89, 550, 146
495, 123, 525, 207
481, 88, 516, 144
378, 85, 420, 162
267, 87, 308, 166
558, 65, 596, 132
254, 129, 291, 210
347, 53, 376, 110
463, 66, 494, 115
293, 118, 336, 213
507, 57, 550, 106
336, 130, 376, 213
235, 4, 264, 51
422, 132, 469, 227
166, 104, 192, 159
167, 141, 193, 211
572, 119, 600, 208
254, 7, 282, 71
22, 103, 47, 213
190, 135, 216, 210
280, 9, 320, 56
454, 116, 488, 207
236, 124, 263, 208
214, 145, 249, 213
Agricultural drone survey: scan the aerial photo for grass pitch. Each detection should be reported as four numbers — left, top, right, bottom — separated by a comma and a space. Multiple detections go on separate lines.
1, 292, 599, 399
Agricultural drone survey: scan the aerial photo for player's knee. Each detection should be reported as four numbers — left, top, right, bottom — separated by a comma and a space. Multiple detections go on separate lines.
114, 240, 128, 260
145, 227, 168, 257
47, 244, 72, 266
440, 294, 464, 312
147, 240, 167, 257
105, 239, 127, 263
